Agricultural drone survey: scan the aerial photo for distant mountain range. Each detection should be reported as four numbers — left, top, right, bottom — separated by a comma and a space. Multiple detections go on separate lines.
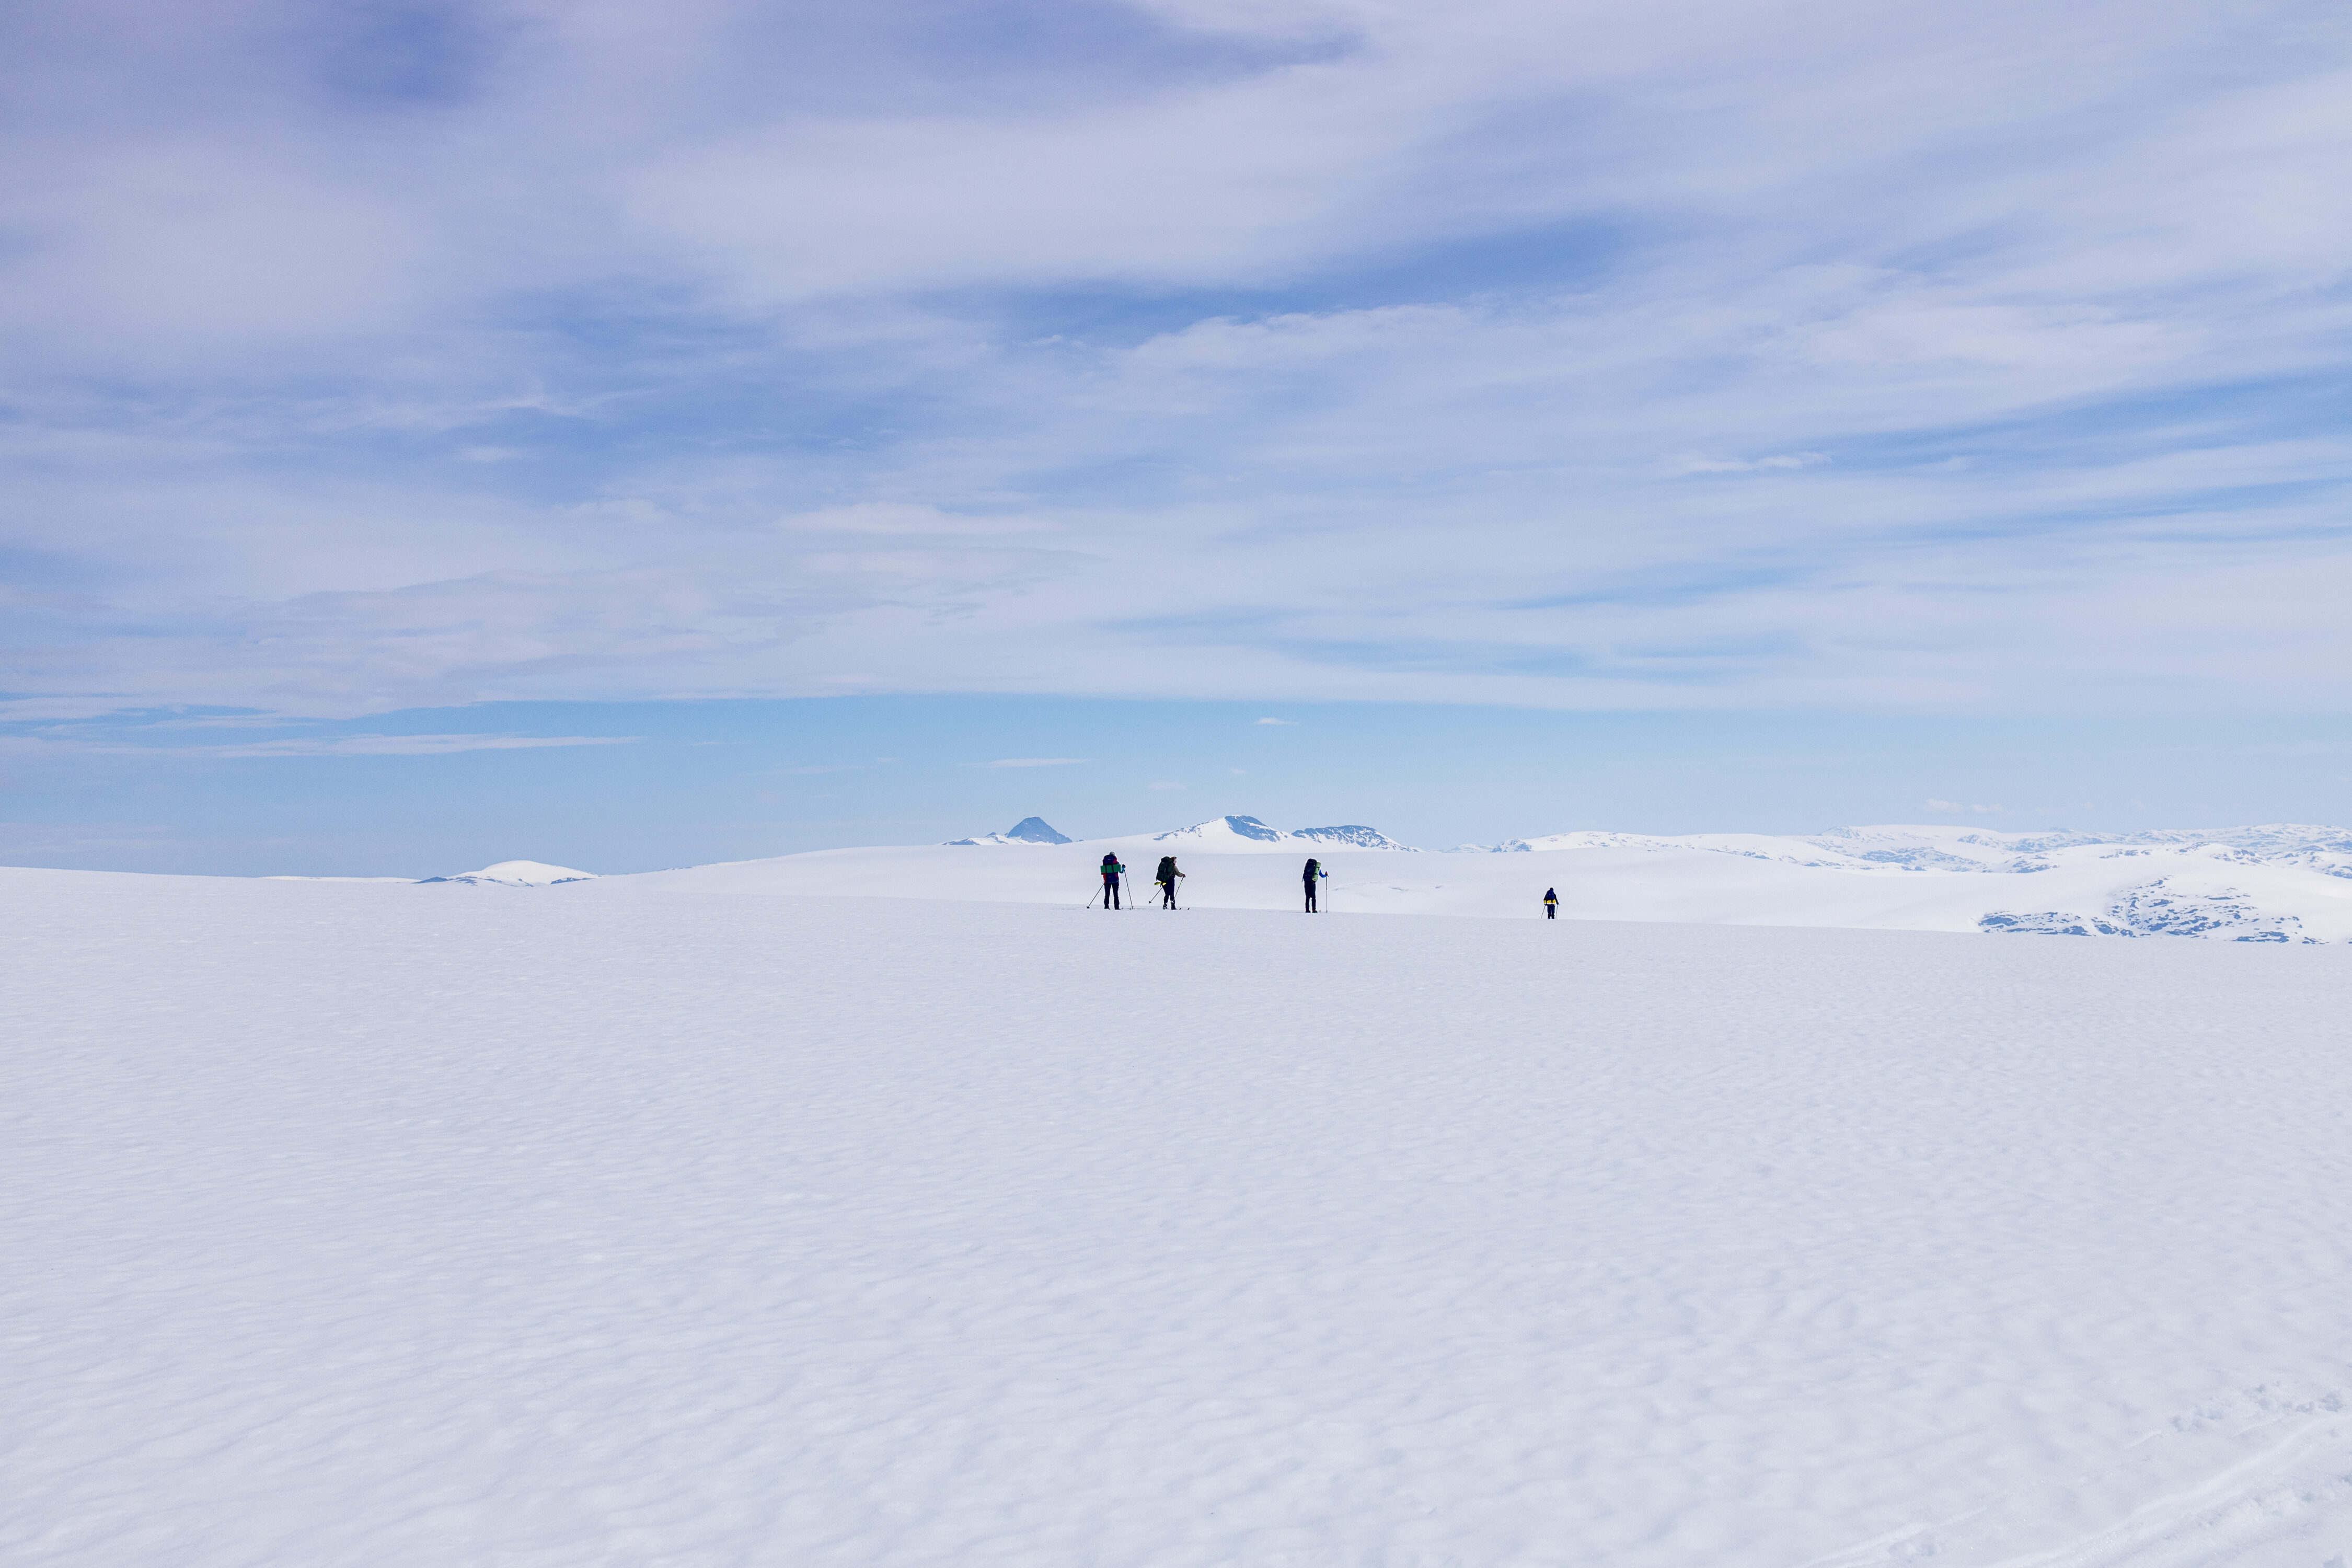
415, 860, 597, 886
1453, 823, 2352, 941
948, 814, 1414, 852
409, 821, 2352, 941
917, 817, 2352, 940
1474, 822, 2352, 877
946, 816, 1072, 845
1143, 815, 1415, 852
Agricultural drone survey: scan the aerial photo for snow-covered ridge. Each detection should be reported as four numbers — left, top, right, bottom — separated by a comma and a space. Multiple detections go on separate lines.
1462, 823, 2352, 942
417, 860, 597, 886
283, 822, 2352, 942
605, 821, 2352, 943
1138, 815, 1415, 852
948, 815, 1417, 852
1501, 822, 2352, 881
261, 874, 420, 883
947, 816, 1072, 845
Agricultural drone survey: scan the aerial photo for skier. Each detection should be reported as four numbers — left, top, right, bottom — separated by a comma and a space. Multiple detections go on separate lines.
1155, 854, 1184, 908
1543, 887, 1559, 919
1302, 857, 1321, 913
1099, 852, 1125, 910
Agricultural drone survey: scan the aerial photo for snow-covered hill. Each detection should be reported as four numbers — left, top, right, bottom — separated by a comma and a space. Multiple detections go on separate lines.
1513, 822, 2352, 878
609, 821, 2352, 941
415, 859, 596, 886
946, 815, 1415, 852
1122, 814, 1414, 852
946, 816, 1073, 845
221, 820, 2352, 941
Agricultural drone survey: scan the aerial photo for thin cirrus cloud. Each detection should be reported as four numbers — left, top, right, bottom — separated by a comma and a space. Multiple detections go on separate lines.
0, 0, 2347, 728
2, 729, 639, 760
204, 734, 640, 759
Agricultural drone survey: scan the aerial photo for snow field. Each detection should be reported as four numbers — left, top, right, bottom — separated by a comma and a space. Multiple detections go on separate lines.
6, 866, 2352, 1565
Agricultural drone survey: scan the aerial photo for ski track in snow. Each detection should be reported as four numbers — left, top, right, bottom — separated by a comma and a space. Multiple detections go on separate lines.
6, 866, 2352, 1566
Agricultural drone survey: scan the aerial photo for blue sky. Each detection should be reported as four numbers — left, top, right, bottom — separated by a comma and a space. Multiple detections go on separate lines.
4, 0, 2349, 872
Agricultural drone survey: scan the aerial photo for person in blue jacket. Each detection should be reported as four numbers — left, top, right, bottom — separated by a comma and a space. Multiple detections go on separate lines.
1543, 887, 1559, 919
1099, 852, 1124, 909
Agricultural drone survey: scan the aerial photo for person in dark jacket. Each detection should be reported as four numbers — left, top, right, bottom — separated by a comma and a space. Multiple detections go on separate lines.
1543, 887, 1559, 919
1302, 857, 1321, 913
1099, 852, 1124, 909
1155, 855, 1183, 908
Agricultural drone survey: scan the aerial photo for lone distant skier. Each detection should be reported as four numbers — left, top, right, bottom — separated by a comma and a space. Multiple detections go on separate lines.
1303, 857, 1322, 913
1100, 852, 1125, 909
1155, 854, 1184, 908
1543, 887, 1558, 919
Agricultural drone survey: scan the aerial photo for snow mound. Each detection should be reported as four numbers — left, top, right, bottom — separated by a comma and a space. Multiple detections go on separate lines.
417, 860, 596, 886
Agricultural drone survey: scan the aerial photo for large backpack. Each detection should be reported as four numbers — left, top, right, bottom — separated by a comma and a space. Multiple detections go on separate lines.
1156, 856, 1177, 882
1304, 857, 1320, 878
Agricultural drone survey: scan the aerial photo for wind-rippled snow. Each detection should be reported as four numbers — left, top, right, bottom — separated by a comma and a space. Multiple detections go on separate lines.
6, 866, 2352, 1566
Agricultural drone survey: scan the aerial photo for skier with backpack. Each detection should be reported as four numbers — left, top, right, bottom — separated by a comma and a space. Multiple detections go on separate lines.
1155, 855, 1184, 908
1099, 852, 1125, 909
1302, 857, 1322, 913
1543, 887, 1559, 919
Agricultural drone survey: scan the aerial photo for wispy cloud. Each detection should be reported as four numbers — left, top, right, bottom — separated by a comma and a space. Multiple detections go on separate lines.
204, 734, 640, 758
1253, 718, 1296, 725
3, 0, 2348, 723
0, 729, 639, 760
1663, 452, 1831, 476
983, 757, 1090, 768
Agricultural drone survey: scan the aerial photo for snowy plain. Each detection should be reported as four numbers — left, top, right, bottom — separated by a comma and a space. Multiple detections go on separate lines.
7, 860, 2352, 1567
